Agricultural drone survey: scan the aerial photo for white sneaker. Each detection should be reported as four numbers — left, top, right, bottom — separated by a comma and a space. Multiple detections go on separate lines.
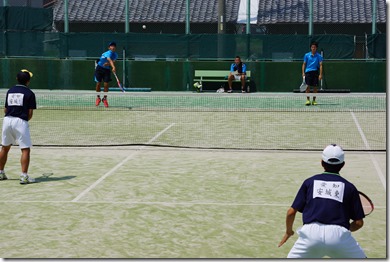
20, 174, 35, 184
0, 172, 7, 180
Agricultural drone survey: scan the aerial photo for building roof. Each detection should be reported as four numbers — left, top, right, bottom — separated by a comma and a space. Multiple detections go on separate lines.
53, 0, 239, 23
257, 0, 387, 24
53, 0, 386, 24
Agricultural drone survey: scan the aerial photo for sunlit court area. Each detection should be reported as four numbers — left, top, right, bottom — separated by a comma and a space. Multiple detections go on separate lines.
0, 92, 386, 258
0, 0, 387, 259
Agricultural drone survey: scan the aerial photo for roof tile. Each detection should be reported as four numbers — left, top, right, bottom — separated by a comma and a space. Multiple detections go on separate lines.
53, 0, 386, 24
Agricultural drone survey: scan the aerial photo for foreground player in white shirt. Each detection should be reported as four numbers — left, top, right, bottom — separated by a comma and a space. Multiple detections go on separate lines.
278, 144, 366, 258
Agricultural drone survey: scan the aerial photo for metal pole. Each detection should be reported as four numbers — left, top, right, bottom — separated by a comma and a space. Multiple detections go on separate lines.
246, 0, 250, 34
320, 49, 324, 90
2, 0, 8, 56
218, 0, 226, 34
125, 0, 129, 33
308, 0, 313, 36
185, 0, 190, 91
64, 0, 69, 33
123, 48, 126, 87
372, 0, 377, 34
218, 0, 226, 59
185, 0, 190, 34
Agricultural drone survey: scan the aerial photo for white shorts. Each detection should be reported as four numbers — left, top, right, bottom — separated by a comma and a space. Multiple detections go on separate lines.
232, 74, 246, 81
287, 222, 366, 258
2, 116, 32, 148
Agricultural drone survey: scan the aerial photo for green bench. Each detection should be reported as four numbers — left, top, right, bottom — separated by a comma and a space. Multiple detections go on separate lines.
193, 70, 251, 92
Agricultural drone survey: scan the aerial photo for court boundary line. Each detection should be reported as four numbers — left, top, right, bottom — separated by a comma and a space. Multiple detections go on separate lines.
71, 123, 176, 202
1, 200, 289, 206
0, 199, 386, 209
350, 111, 386, 190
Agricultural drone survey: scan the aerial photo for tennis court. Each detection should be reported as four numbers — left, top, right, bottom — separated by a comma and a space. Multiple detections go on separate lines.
0, 91, 386, 258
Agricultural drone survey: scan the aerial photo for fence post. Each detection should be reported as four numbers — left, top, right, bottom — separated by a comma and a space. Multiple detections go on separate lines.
372, 0, 377, 34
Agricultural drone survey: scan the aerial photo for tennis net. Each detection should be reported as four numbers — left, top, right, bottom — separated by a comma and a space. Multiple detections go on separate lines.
0, 91, 385, 151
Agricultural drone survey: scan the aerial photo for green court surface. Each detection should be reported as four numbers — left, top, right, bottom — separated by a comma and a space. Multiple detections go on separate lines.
0, 91, 386, 258
0, 146, 386, 258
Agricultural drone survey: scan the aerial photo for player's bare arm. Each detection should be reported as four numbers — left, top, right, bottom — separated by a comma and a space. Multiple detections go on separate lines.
28, 109, 33, 121
278, 207, 297, 247
107, 57, 116, 73
350, 219, 364, 232
319, 62, 323, 80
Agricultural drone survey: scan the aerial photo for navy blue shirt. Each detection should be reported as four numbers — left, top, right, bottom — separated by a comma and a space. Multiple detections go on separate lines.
291, 172, 364, 230
5, 85, 36, 121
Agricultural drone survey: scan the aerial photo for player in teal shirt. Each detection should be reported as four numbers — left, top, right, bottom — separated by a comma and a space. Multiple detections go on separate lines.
94, 41, 118, 107
302, 41, 323, 106
227, 56, 247, 93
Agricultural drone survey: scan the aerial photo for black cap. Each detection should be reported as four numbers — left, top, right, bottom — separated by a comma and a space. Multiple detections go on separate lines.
108, 41, 116, 47
17, 69, 33, 85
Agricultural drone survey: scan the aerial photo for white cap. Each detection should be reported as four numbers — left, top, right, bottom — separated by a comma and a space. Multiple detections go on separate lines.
322, 144, 345, 165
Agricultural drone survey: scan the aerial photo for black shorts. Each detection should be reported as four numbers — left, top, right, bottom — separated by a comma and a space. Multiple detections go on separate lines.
94, 65, 112, 83
305, 70, 319, 87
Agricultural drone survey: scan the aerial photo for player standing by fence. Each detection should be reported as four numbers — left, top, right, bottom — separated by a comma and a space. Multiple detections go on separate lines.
94, 41, 118, 108
0, 69, 37, 184
302, 41, 323, 106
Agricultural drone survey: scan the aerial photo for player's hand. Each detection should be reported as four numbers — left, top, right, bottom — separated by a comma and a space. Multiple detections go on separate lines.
319, 74, 323, 80
278, 231, 294, 247
112, 67, 116, 73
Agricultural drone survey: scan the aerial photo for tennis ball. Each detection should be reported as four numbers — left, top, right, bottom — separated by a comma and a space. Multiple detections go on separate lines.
142, 25, 146, 29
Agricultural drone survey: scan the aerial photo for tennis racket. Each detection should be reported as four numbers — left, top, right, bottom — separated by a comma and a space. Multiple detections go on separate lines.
113, 72, 125, 92
41, 173, 54, 178
299, 76, 306, 92
359, 191, 374, 216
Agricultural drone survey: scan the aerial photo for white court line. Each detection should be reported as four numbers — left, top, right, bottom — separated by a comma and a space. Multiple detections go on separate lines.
71, 123, 176, 202
0, 200, 288, 206
350, 111, 386, 190
0, 199, 387, 209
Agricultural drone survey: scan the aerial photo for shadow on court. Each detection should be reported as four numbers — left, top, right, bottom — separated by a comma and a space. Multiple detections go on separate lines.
5, 175, 76, 183
315, 102, 340, 106
35, 175, 76, 183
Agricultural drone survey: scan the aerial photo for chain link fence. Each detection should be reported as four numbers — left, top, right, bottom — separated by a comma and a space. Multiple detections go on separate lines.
0, 1, 386, 59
